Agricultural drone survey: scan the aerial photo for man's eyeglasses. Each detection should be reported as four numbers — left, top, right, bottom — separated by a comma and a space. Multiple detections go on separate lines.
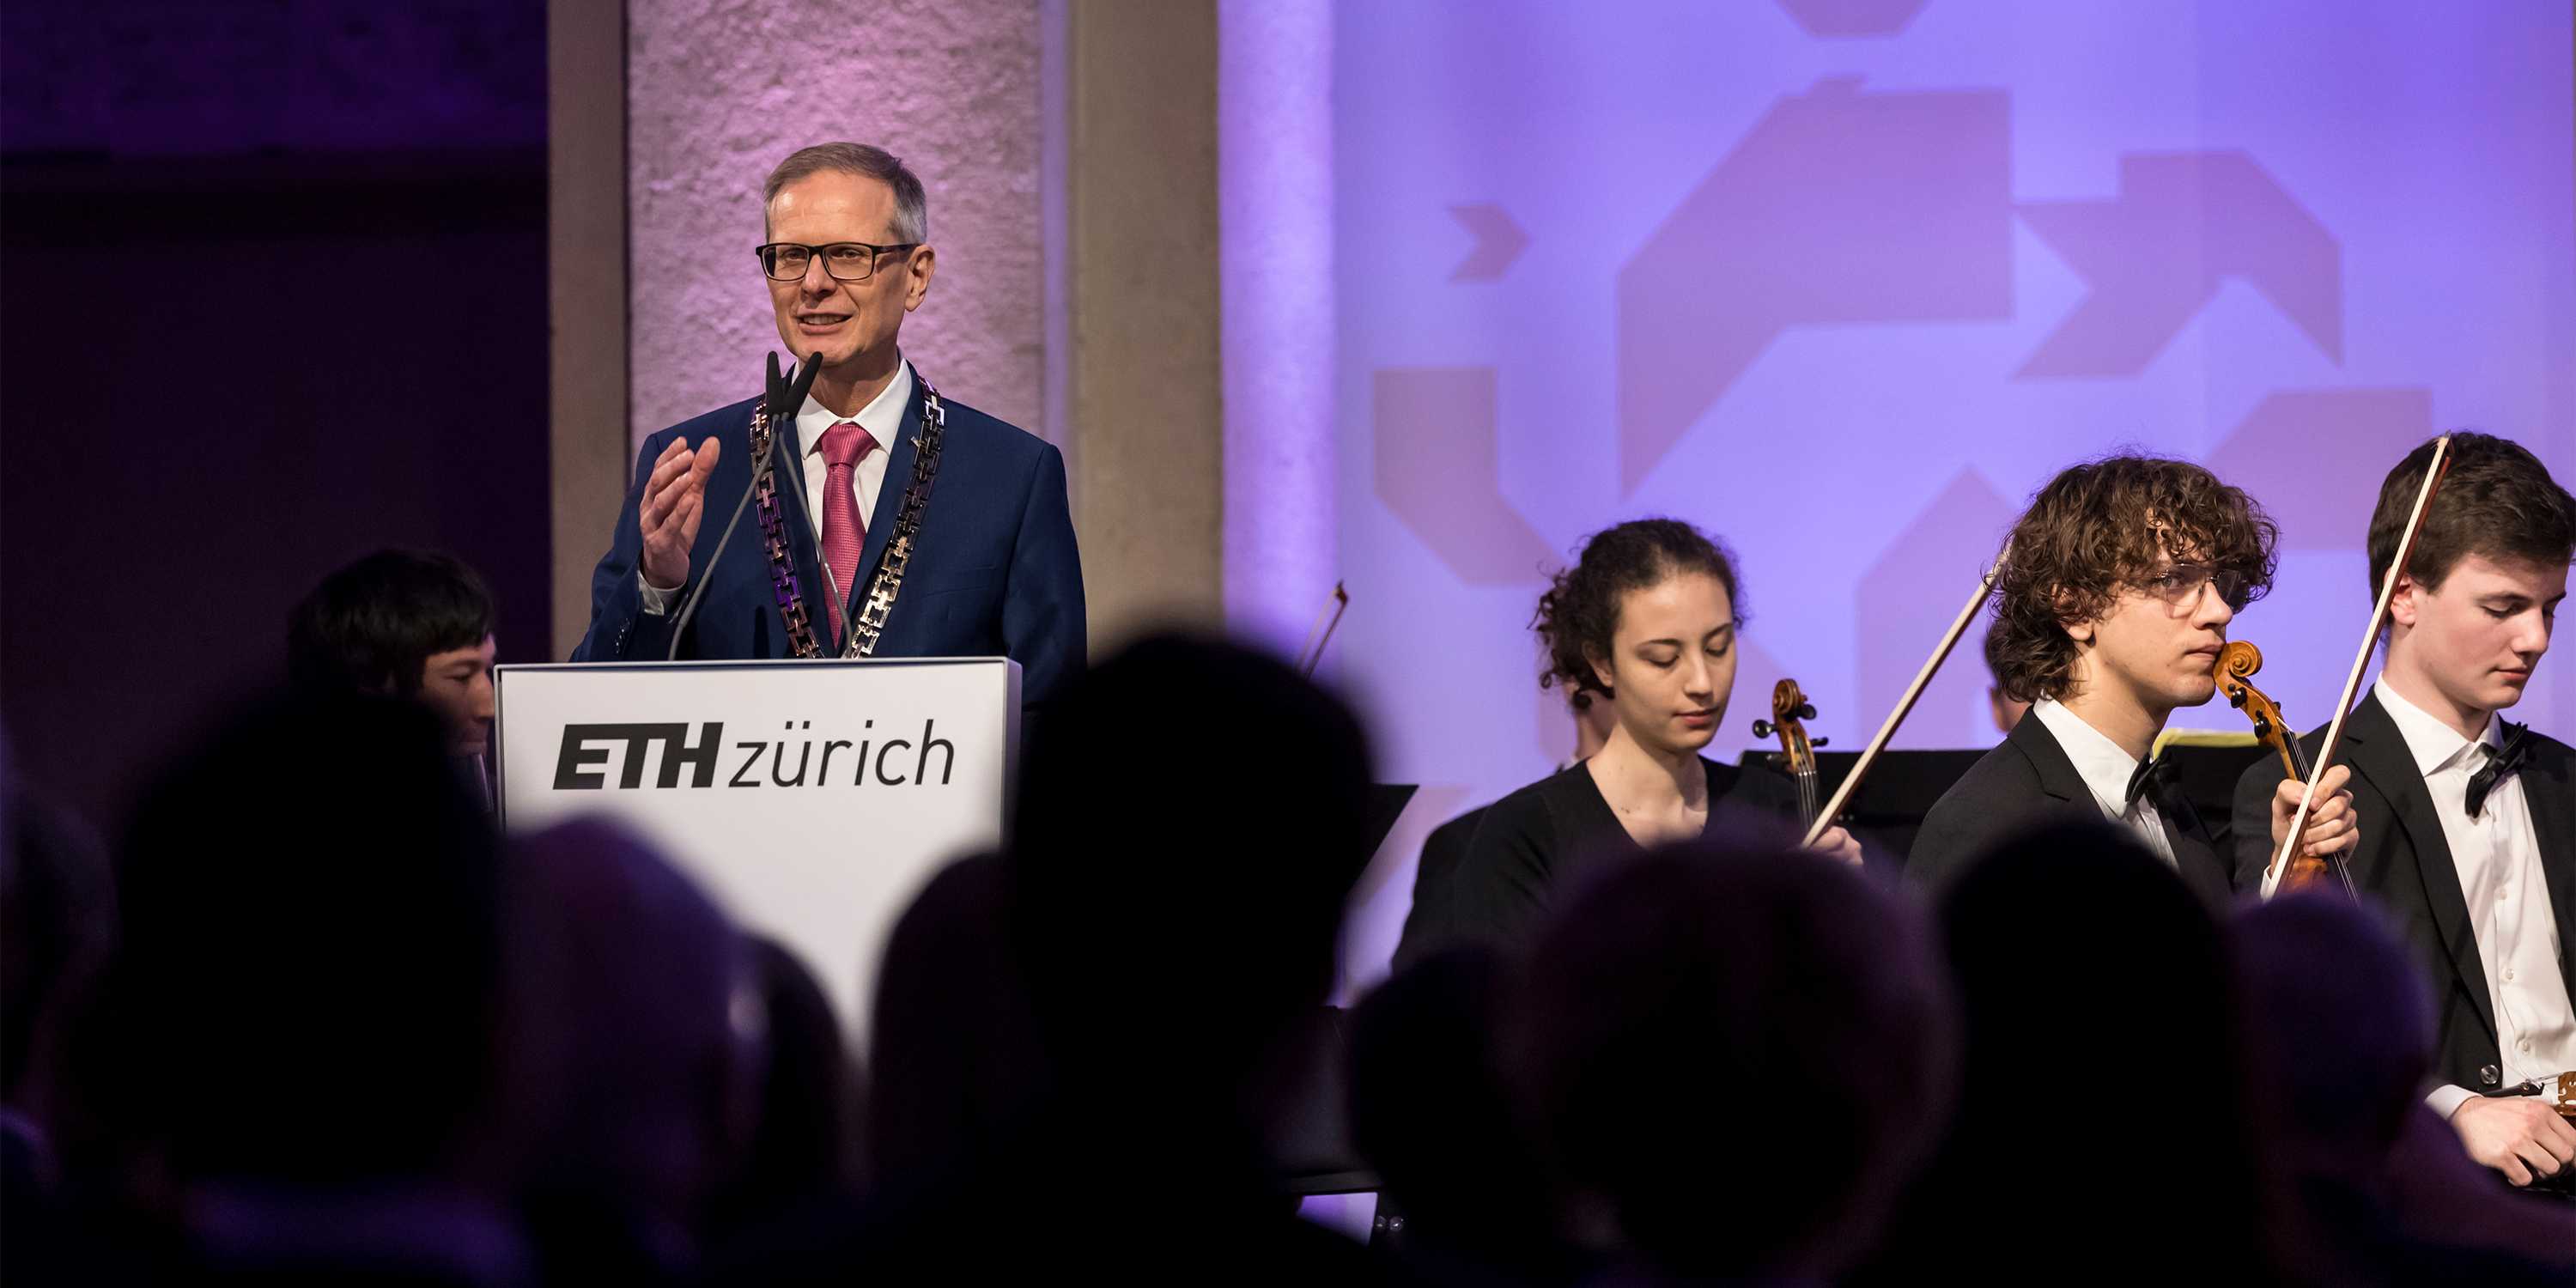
2142, 562, 2251, 614
755, 241, 920, 283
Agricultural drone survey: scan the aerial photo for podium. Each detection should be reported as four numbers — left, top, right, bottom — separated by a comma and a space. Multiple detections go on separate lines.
495, 657, 1020, 1036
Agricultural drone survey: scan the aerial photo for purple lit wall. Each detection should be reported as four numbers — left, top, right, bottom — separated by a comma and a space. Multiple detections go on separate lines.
1320, 0, 2576, 996
625, 0, 1045, 447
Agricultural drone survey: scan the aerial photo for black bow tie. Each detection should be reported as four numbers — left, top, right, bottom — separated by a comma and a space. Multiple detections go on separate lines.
2465, 724, 2530, 820
2124, 755, 2178, 813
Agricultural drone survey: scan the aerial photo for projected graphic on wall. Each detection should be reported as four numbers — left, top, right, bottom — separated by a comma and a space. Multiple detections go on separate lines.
1329, 0, 2574, 992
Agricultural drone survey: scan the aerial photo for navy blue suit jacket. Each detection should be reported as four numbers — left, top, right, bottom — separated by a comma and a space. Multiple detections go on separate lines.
571, 368, 1085, 716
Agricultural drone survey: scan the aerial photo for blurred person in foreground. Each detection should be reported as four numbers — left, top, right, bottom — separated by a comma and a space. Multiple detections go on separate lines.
707, 633, 1394, 1284
1858, 820, 2287, 1282
2234, 891, 2574, 1283
108, 691, 524, 1285
1510, 840, 1956, 1285
507, 818, 759, 1285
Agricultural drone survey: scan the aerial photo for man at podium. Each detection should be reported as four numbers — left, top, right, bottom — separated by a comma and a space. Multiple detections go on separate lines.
573, 143, 1084, 717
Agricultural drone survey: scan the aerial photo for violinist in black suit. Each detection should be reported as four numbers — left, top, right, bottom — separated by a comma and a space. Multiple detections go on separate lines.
1443, 519, 1862, 951
2232, 433, 2576, 1188
1910, 456, 2358, 908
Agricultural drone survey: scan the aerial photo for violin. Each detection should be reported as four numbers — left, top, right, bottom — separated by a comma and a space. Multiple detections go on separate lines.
1752, 678, 1828, 830
2213, 641, 2350, 895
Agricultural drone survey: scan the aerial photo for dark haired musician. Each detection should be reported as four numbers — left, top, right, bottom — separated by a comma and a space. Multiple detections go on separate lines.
1392, 683, 1618, 973
572, 143, 1084, 721
1443, 519, 1861, 951
2231, 433, 2576, 1187
288, 548, 500, 804
1909, 456, 2357, 907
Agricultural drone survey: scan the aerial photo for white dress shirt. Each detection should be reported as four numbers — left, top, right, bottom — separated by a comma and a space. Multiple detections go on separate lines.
2031, 698, 2178, 868
2370, 678, 2576, 1121
641, 357, 913, 613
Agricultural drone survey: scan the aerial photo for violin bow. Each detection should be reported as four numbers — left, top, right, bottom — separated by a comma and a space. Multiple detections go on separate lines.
2265, 434, 2454, 890
1296, 581, 1351, 678
1801, 539, 2012, 848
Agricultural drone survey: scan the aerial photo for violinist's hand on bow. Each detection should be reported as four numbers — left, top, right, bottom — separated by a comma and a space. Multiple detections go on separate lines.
639, 434, 723, 592
1806, 823, 1862, 868
2451, 1095, 2576, 1187
2269, 763, 2358, 860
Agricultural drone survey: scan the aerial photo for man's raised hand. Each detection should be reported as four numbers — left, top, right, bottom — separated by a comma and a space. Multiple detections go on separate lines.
640, 435, 722, 591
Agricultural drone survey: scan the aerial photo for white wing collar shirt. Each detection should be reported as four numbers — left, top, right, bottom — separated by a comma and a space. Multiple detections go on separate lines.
2374, 677, 2576, 1120
2031, 697, 2178, 869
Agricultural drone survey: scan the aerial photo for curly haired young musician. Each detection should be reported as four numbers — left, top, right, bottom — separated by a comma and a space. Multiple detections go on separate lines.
1910, 455, 2357, 906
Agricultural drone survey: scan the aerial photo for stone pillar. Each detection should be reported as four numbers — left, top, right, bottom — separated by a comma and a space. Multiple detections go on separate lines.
547, 0, 630, 655
1061, 1, 1225, 647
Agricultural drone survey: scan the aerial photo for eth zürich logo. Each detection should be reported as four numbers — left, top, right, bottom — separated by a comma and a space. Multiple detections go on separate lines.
553, 720, 957, 789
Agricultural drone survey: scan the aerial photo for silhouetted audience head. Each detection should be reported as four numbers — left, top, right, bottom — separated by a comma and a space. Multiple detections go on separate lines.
2235, 891, 2433, 1170
1350, 944, 1571, 1285
287, 549, 497, 758
2, 781, 112, 1116
865, 852, 1045, 1190
113, 690, 502, 1188
1, 777, 114, 1282
1869, 819, 2282, 1279
1512, 840, 1958, 1282
707, 935, 852, 1235
507, 818, 756, 1279
740, 635, 1393, 1282
2235, 892, 2576, 1285
1010, 632, 1376, 1085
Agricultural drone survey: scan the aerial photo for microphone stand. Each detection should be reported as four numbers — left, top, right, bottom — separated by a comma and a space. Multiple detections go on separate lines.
667, 353, 823, 659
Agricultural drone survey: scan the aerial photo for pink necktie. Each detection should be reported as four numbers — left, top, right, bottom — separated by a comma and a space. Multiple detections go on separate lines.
817, 422, 876, 645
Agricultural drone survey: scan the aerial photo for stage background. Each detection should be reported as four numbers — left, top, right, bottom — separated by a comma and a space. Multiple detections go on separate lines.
1, 0, 551, 825
3, 1, 2569, 1018
1321, 0, 2576, 999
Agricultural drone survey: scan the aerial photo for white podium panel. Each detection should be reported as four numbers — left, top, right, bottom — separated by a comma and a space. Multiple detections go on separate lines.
495, 657, 1019, 1037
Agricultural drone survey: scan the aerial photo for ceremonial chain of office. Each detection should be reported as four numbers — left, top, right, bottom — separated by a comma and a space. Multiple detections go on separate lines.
747, 377, 950, 660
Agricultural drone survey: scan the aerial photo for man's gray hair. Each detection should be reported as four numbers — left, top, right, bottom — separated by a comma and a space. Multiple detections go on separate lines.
762, 143, 929, 243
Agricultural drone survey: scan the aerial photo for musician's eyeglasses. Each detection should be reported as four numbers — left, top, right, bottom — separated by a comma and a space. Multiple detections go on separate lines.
2142, 562, 2251, 614
755, 241, 920, 283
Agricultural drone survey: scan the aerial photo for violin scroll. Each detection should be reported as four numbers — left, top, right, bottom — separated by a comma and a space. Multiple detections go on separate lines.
1756, 678, 1826, 827
2213, 641, 2293, 763
2212, 639, 2336, 893
1754, 679, 1820, 778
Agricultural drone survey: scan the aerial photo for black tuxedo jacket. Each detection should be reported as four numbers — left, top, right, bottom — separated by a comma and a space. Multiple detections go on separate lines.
1908, 711, 2236, 909
2230, 693, 2576, 1094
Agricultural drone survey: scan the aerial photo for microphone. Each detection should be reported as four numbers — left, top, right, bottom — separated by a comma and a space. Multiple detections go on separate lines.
667, 352, 825, 659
